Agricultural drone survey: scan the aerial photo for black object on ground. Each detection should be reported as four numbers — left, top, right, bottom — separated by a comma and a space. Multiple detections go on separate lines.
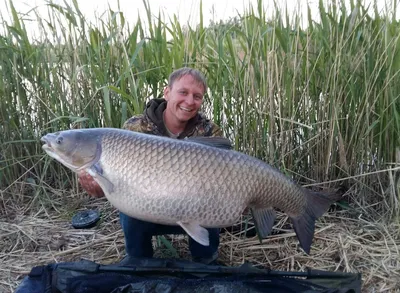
15, 258, 362, 293
71, 210, 100, 229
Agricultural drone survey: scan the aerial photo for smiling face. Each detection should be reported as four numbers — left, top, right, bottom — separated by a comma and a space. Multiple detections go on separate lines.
163, 74, 205, 126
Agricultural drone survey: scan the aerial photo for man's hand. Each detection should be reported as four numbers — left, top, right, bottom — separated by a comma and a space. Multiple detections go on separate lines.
78, 171, 105, 198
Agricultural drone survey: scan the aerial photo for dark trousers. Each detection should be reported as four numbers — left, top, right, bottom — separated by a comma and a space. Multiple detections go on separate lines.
119, 212, 220, 263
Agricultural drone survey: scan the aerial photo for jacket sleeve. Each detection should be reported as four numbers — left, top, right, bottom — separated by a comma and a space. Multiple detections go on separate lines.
209, 122, 223, 137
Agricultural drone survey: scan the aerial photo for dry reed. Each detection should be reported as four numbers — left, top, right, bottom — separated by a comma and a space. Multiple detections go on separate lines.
1, 182, 399, 293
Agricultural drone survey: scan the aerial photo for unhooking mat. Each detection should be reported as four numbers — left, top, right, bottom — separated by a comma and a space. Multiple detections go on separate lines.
14, 258, 362, 293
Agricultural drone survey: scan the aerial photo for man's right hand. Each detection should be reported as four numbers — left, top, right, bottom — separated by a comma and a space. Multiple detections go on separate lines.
78, 171, 105, 198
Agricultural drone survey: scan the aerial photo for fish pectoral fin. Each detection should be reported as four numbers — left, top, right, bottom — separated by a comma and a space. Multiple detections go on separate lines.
87, 165, 114, 194
250, 208, 276, 241
177, 221, 209, 246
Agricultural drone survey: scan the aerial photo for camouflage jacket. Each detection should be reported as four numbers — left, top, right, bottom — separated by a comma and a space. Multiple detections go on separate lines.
123, 98, 223, 139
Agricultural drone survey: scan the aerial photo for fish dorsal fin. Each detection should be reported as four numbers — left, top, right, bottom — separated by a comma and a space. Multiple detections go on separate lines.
184, 136, 232, 150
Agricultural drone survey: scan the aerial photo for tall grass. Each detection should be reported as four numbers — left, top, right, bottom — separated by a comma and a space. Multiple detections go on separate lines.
0, 0, 399, 221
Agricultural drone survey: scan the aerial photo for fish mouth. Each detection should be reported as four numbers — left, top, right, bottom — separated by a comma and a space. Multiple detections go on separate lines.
41, 134, 57, 153
40, 136, 51, 149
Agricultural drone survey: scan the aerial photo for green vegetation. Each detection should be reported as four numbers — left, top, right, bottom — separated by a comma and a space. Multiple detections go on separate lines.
1, 0, 399, 222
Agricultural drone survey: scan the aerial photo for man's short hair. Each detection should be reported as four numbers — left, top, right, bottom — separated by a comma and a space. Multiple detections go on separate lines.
168, 67, 207, 93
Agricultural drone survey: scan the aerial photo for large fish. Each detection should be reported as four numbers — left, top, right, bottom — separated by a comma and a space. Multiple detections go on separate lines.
41, 128, 341, 253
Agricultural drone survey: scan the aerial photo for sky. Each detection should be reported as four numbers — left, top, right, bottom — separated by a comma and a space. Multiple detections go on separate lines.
0, 0, 398, 38
1, 0, 306, 25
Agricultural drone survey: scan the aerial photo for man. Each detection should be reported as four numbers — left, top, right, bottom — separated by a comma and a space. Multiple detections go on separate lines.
78, 67, 224, 265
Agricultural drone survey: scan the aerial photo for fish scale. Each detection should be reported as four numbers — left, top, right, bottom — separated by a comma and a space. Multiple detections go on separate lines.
41, 128, 341, 253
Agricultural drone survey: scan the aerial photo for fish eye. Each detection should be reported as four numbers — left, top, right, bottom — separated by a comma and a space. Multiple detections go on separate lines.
56, 137, 63, 144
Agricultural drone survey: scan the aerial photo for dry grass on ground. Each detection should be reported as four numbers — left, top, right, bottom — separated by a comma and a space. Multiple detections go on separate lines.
1, 183, 399, 293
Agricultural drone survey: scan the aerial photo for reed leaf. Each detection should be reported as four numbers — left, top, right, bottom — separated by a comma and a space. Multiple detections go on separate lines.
0, 0, 399, 222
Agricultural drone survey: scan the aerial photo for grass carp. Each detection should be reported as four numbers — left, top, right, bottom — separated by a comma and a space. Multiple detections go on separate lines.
41, 128, 341, 253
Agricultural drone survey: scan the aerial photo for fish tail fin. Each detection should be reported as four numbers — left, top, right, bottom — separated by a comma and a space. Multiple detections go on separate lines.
291, 188, 343, 254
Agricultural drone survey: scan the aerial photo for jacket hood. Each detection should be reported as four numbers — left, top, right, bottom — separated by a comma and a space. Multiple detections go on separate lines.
144, 98, 201, 138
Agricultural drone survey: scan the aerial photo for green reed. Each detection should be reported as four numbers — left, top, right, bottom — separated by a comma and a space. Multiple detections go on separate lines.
0, 0, 399, 221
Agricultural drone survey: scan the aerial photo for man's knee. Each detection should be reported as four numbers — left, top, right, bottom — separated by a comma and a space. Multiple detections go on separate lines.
120, 212, 154, 232
119, 212, 154, 258
119, 213, 221, 262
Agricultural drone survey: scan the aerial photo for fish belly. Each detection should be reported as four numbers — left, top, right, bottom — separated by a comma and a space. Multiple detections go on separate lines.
102, 170, 249, 228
